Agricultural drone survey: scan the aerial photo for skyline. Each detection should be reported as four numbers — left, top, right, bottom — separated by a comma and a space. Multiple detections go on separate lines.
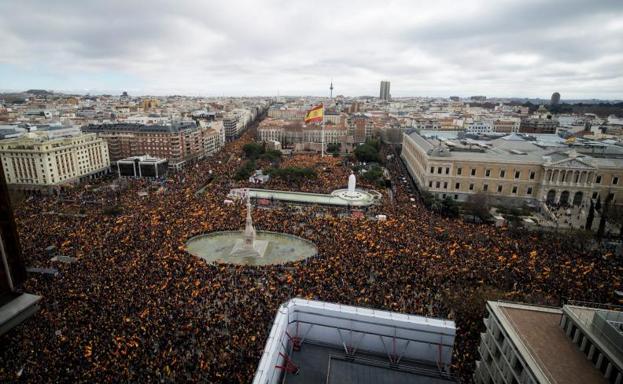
1, 0, 622, 99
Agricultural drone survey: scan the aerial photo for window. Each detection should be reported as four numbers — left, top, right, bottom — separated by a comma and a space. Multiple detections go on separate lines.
592, 192, 598, 199
437, 167, 442, 174
429, 181, 433, 188
471, 168, 476, 176
527, 187, 533, 195
497, 185, 503, 193
485, 169, 491, 177
614, 177, 619, 185
500, 170, 506, 178
483, 184, 488, 192
443, 182, 448, 189
455, 182, 460, 189
512, 186, 518, 194
454, 194, 458, 200
530, 171, 535, 180
469, 183, 474, 191
445, 167, 449, 175
430, 167, 434, 173
457, 168, 462, 175
515, 171, 520, 179
596, 175, 602, 183
436, 181, 440, 188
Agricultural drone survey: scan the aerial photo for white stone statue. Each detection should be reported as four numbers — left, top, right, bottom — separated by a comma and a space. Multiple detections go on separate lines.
348, 172, 356, 194
243, 197, 256, 247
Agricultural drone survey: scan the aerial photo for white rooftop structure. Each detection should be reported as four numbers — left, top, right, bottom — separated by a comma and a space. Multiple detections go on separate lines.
253, 298, 457, 384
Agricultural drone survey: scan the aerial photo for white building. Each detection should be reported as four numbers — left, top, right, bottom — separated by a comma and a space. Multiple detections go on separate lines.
466, 120, 494, 134
0, 132, 110, 188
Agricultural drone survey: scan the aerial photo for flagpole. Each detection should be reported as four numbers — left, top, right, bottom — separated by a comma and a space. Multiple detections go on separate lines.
321, 103, 325, 158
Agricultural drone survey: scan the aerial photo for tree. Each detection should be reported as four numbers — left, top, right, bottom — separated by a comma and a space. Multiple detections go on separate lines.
327, 143, 341, 154
595, 195, 602, 211
242, 142, 265, 160
441, 196, 460, 218
465, 193, 491, 221
235, 160, 256, 180
362, 165, 384, 186
596, 195, 612, 239
420, 191, 436, 209
261, 149, 282, 163
585, 200, 595, 231
268, 167, 316, 182
606, 204, 623, 240
354, 143, 379, 163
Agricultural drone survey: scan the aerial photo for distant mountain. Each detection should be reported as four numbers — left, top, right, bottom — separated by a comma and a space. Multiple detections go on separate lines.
25, 89, 54, 96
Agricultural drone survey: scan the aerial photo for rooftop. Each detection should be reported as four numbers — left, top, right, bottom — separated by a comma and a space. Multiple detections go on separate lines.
284, 342, 456, 384
231, 188, 381, 207
491, 301, 607, 384
406, 131, 623, 168
82, 122, 198, 133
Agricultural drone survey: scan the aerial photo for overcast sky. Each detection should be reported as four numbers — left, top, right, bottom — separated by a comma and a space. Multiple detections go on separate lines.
0, 0, 622, 98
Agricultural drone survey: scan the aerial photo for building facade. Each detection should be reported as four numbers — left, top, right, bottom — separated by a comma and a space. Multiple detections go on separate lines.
380, 80, 391, 101
474, 301, 622, 384
401, 131, 623, 207
520, 117, 559, 134
0, 132, 110, 188
82, 122, 223, 168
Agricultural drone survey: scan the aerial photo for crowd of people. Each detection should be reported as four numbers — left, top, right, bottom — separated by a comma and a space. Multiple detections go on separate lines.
0, 124, 621, 383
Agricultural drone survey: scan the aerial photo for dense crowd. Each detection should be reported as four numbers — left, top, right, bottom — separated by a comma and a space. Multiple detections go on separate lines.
0, 125, 621, 383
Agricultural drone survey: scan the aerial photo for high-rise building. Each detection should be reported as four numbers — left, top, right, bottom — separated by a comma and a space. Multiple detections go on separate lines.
379, 80, 391, 101
551, 92, 561, 106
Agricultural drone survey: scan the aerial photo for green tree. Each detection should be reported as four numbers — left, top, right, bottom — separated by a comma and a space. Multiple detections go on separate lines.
585, 200, 595, 230
327, 143, 341, 154
243, 143, 265, 160
235, 160, 256, 180
441, 196, 460, 218
354, 143, 379, 163
261, 149, 282, 163
362, 165, 384, 186
268, 167, 316, 182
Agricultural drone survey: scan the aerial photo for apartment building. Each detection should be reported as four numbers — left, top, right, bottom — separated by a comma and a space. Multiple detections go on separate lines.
257, 119, 348, 146
82, 122, 223, 168
474, 301, 622, 384
401, 131, 623, 207
0, 132, 109, 188
520, 117, 559, 134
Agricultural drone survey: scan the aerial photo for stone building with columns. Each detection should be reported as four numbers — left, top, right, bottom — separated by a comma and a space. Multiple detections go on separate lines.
401, 131, 623, 207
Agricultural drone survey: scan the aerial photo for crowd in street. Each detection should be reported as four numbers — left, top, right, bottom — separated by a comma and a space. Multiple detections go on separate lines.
0, 128, 621, 383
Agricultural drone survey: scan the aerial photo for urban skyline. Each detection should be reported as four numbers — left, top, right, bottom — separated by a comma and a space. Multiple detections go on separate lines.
0, 0, 622, 99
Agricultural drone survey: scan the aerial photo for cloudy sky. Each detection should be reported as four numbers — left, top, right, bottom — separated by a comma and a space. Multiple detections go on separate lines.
0, 0, 622, 98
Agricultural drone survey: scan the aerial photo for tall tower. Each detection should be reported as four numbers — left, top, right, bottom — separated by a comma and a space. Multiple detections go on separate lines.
550, 92, 561, 106
330, 81, 334, 99
380, 81, 391, 101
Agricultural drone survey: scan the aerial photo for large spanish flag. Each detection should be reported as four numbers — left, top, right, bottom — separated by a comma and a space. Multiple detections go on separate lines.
304, 104, 324, 124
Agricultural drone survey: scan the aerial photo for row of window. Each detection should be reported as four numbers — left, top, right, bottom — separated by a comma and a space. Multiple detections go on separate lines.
430, 166, 536, 180
429, 181, 533, 195
431, 166, 621, 185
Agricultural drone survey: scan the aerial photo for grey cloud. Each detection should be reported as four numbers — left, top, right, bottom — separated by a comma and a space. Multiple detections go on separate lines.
0, 0, 621, 98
